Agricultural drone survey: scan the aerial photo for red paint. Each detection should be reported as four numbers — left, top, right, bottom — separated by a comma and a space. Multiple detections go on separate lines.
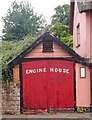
22, 60, 74, 109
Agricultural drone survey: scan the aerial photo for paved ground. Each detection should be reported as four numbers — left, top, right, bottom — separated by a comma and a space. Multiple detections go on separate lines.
2, 112, 92, 120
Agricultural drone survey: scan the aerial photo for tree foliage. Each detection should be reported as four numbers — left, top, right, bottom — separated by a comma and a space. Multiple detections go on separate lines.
50, 22, 73, 48
50, 4, 73, 48
51, 4, 70, 25
1, 35, 37, 81
2, 1, 47, 41
1, 2, 73, 81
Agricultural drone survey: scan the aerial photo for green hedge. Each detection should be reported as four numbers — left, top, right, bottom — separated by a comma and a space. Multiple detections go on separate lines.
1, 35, 37, 81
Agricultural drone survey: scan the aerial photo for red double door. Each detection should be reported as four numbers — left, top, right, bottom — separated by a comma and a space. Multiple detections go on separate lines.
22, 60, 74, 109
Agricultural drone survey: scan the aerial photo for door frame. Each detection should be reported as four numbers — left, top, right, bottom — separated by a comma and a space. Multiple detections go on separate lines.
19, 57, 76, 112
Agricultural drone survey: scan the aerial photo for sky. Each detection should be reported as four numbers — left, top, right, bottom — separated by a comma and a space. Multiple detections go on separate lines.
0, 0, 70, 36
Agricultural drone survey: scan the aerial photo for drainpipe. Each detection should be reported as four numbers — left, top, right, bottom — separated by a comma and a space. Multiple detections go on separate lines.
90, 66, 92, 112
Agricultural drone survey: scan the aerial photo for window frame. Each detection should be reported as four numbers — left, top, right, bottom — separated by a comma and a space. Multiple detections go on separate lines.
80, 67, 86, 78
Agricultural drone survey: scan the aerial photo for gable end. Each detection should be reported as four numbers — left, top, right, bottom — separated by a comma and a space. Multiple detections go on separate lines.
8, 31, 86, 68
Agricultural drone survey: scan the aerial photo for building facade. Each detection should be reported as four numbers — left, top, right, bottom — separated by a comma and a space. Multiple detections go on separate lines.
4, 0, 92, 114
70, 0, 92, 110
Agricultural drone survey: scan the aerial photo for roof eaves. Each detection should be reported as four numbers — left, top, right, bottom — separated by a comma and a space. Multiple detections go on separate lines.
50, 33, 86, 63
8, 36, 43, 68
8, 31, 87, 68
8, 31, 54, 68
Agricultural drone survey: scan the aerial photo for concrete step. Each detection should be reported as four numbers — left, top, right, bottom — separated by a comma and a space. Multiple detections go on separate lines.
2, 113, 91, 120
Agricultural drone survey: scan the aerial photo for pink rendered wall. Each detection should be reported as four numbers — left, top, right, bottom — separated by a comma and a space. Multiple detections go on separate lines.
76, 63, 91, 107
73, 0, 87, 58
86, 11, 92, 63
86, 11, 91, 60
73, 0, 92, 62
90, 12, 92, 62
73, 0, 91, 107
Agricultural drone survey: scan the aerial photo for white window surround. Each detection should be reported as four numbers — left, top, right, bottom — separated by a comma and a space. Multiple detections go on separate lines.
80, 67, 86, 78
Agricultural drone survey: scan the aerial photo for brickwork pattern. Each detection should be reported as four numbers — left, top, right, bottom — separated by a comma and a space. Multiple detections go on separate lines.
2, 82, 20, 115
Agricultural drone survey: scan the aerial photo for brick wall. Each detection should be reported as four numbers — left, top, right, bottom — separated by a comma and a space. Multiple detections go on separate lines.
2, 81, 20, 115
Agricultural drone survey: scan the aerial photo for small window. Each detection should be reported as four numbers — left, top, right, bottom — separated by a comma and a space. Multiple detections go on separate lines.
43, 40, 53, 52
76, 24, 80, 47
80, 67, 86, 78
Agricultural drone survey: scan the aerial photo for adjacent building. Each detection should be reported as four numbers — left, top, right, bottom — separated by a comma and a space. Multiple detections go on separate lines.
70, 0, 92, 110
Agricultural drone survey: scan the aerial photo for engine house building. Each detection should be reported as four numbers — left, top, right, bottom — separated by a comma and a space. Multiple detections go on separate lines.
7, 0, 92, 113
